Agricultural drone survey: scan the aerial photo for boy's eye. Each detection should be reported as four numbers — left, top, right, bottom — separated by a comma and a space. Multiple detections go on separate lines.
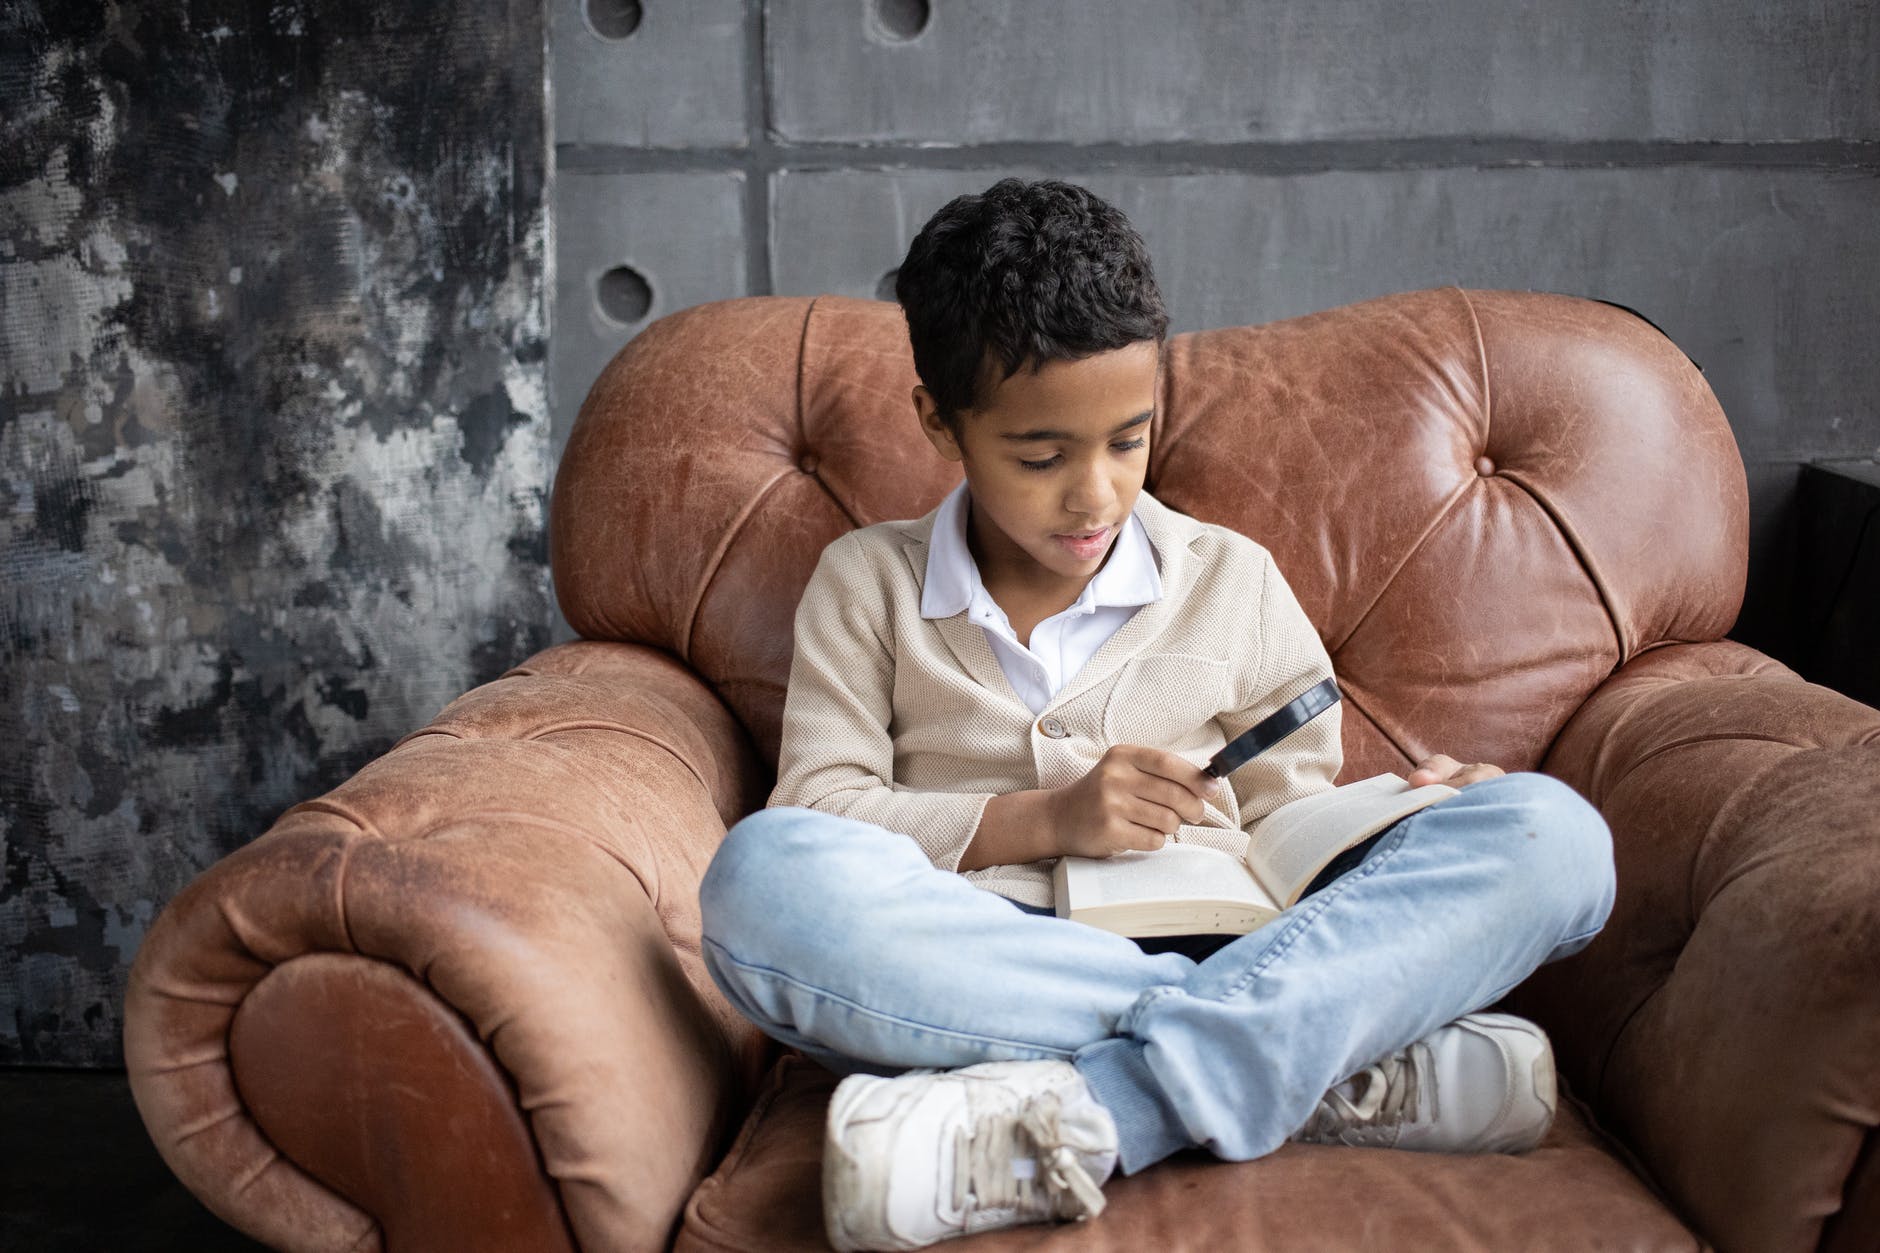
1019, 437, 1147, 472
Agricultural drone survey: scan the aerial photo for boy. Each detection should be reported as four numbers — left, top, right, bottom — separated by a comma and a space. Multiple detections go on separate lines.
699, 179, 1616, 1251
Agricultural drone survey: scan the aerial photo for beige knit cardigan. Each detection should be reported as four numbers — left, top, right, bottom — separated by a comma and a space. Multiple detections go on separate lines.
767, 488, 1344, 907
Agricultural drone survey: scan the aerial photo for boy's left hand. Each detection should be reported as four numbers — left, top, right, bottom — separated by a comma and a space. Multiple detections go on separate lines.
1406, 754, 1505, 789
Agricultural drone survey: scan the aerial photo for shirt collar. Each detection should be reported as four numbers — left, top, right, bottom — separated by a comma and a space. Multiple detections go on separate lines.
919, 478, 1164, 620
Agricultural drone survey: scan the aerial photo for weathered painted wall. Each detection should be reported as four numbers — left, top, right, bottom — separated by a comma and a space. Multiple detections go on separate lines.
1, 1, 548, 1065
551, 0, 1879, 674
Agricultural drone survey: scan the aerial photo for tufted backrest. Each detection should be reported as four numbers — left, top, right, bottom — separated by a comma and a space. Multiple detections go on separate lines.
549, 288, 1747, 781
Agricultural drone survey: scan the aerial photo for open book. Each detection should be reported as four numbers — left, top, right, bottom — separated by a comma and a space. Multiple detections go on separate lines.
1052, 773, 1460, 938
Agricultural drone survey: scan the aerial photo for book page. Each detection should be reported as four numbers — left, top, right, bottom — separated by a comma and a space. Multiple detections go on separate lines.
1054, 843, 1283, 937
1245, 774, 1459, 906
1064, 843, 1269, 907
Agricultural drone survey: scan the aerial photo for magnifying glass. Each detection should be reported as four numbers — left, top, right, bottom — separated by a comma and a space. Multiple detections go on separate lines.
1203, 677, 1341, 779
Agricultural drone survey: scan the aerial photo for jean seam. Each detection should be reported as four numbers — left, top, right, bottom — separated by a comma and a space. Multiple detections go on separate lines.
702, 936, 1075, 1060
1213, 817, 1417, 1003
1116, 984, 1183, 1033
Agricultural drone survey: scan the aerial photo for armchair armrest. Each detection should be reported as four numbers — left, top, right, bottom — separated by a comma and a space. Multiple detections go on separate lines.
125, 641, 775, 1253
1511, 641, 1880, 1253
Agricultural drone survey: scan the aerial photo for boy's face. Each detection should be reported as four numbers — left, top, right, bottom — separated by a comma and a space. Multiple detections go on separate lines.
914, 339, 1160, 599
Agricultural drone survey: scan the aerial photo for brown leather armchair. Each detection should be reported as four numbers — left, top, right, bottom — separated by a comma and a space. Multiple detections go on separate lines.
125, 288, 1880, 1252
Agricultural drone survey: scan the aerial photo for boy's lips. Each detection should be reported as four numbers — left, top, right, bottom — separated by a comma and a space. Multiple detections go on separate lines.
1053, 525, 1112, 557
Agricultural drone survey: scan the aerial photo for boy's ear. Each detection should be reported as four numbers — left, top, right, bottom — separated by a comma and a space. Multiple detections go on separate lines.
913, 386, 964, 462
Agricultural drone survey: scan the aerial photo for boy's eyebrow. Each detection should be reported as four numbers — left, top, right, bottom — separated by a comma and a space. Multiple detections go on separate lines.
998, 411, 1153, 442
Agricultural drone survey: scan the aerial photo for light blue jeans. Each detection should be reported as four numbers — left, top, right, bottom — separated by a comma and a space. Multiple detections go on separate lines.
698, 772, 1616, 1173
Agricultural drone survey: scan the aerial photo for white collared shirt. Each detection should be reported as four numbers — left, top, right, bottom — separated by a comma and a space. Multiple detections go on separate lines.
919, 478, 1164, 714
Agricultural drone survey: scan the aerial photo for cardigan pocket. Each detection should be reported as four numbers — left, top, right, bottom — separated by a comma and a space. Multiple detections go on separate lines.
1101, 652, 1236, 756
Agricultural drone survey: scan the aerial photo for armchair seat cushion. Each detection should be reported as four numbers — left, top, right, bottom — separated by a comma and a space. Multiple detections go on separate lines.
675, 1053, 1703, 1252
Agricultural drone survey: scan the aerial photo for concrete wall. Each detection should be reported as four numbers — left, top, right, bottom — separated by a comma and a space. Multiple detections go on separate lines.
552, 0, 1879, 672
1, 2, 548, 1065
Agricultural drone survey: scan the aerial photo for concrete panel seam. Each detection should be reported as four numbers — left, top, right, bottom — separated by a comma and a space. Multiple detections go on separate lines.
746, 0, 773, 293
555, 138, 1880, 176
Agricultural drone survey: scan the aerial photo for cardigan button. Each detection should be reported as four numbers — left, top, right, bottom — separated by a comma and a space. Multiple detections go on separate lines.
1038, 716, 1068, 738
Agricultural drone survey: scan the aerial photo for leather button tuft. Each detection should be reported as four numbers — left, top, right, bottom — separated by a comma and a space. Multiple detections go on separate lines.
1474, 454, 1495, 477
1038, 716, 1068, 739
798, 452, 821, 474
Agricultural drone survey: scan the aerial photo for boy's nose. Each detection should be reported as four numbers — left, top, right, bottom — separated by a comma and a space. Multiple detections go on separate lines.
1067, 471, 1117, 514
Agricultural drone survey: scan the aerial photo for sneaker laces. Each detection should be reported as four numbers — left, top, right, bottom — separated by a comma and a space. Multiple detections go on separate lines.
1297, 1040, 1435, 1142
950, 1091, 1108, 1223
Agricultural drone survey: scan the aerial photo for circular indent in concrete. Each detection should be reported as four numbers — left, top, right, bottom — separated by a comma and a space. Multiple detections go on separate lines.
586, 0, 643, 41
871, 0, 931, 42
597, 264, 654, 325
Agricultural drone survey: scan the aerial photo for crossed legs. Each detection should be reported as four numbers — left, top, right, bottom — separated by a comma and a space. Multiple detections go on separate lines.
700, 771, 1615, 1172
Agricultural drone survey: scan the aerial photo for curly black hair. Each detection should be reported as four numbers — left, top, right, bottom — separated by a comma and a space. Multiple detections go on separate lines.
893, 178, 1169, 435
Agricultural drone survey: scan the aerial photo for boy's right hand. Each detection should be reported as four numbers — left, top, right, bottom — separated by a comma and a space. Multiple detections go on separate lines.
1047, 744, 1225, 859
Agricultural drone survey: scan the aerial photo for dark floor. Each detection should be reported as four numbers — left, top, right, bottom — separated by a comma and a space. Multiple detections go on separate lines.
1, 1067, 271, 1252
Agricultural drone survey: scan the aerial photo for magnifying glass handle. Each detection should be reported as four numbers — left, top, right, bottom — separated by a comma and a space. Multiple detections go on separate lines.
1204, 676, 1342, 779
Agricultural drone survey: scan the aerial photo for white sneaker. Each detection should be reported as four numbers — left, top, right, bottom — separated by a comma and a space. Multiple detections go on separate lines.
1291, 1012, 1558, 1154
822, 1059, 1119, 1252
